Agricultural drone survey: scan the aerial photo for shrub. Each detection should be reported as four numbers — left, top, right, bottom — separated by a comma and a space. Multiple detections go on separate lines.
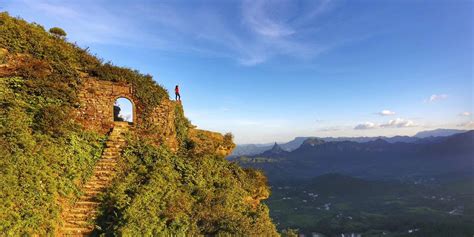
49, 27, 66, 37
33, 104, 71, 137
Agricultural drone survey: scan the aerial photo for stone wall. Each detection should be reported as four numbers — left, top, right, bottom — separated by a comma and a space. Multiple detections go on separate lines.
75, 78, 139, 133
141, 99, 180, 151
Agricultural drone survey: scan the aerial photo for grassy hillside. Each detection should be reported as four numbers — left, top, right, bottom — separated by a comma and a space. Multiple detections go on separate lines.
0, 12, 277, 236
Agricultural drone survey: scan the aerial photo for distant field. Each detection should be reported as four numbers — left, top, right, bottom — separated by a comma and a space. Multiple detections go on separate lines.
266, 174, 474, 236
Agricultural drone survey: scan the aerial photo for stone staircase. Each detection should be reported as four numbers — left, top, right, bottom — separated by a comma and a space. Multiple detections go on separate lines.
61, 122, 130, 236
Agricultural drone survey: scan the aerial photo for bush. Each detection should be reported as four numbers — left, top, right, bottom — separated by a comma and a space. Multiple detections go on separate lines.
49, 27, 66, 37
33, 104, 71, 137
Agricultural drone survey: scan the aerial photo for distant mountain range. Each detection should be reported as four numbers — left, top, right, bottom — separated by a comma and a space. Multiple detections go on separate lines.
233, 130, 474, 183
229, 128, 468, 157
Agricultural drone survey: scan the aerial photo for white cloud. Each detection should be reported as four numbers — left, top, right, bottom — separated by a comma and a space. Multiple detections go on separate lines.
354, 122, 377, 130
318, 126, 342, 132
242, 0, 295, 38
459, 111, 472, 117
378, 110, 395, 116
426, 94, 448, 103
457, 121, 474, 128
354, 118, 418, 130
380, 118, 416, 128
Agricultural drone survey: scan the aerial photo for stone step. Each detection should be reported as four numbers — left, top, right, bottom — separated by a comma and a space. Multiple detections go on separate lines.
98, 156, 118, 160
94, 164, 117, 170
97, 157, 119, 161
93, 168, 117, 173
102, 151, 119, 156
74, 201, 100, 208
92, 173, 115, 179
93, 174, 114, 181
96, 158, 118, 163
66, 209, 97, 216
94, 164, 117, 169
93, 169, 115, 175
84, 178, 110, 185
64, 219, 93, 227
106, 143, 123, 148
114, 122, 130, 125
94, 165, 116, 170
110, 136, 125, 139
93, 167, 116, 173
61, 226, 93, 235
89, 175, 113, 182
95, 163, 118, 168
77, 194, 100, 201
97, 160, 117, 165
108, 133, 126, 137
60, 125, 128, 235
65, 212, 93, 220
84, 183, 109, 189
86, 177, 112, 183
82, 185, 106, 192
104, 147, 120, 153
83, 182, 109, 189
80, 194, 102, 201
67, 208, 99, 215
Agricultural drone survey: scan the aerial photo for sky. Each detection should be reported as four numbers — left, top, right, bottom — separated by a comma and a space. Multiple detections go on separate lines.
115, 98, 133, 122
2, 0, 473, 144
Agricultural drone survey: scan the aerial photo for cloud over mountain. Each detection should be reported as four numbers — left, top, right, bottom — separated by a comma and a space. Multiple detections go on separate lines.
380, 118, 416, 128
355, 118, 417, 130
354, 122, 377, 130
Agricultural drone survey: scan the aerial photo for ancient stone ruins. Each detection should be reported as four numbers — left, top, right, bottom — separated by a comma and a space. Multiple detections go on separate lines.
63, 78, 181, 235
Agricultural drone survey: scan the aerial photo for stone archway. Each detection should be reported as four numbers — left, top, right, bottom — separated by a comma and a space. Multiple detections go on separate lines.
113, 96, 135, 123
76, 78, 180, 150
75, 78, 139, 132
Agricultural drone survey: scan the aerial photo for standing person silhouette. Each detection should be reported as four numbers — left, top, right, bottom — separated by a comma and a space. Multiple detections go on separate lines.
175, 85, 181, 101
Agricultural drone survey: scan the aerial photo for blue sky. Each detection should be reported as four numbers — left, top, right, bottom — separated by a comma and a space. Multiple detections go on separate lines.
115, 98, 133, 122
3, 0, 472, 143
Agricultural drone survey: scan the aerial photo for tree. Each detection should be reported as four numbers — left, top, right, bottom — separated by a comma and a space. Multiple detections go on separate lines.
49, 27, 66, 38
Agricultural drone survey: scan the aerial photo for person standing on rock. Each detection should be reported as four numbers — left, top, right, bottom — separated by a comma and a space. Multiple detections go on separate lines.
175, 85, 181, 101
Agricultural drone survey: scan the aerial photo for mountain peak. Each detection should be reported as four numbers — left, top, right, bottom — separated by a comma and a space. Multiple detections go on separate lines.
269, 142, 284, 154
302, 138, 325, 147
255, 142, 288, 157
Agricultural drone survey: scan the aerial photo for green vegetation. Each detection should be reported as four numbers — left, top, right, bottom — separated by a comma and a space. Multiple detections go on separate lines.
48, 27, 66, 38
267, 174, 474, 236
0, 76, 105, 234
0, 12, 277, 235
174, 104, 191, 150
97, 138, 277, 236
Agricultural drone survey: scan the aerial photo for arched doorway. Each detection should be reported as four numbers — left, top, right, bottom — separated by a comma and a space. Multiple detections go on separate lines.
113, 97, 134, 123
